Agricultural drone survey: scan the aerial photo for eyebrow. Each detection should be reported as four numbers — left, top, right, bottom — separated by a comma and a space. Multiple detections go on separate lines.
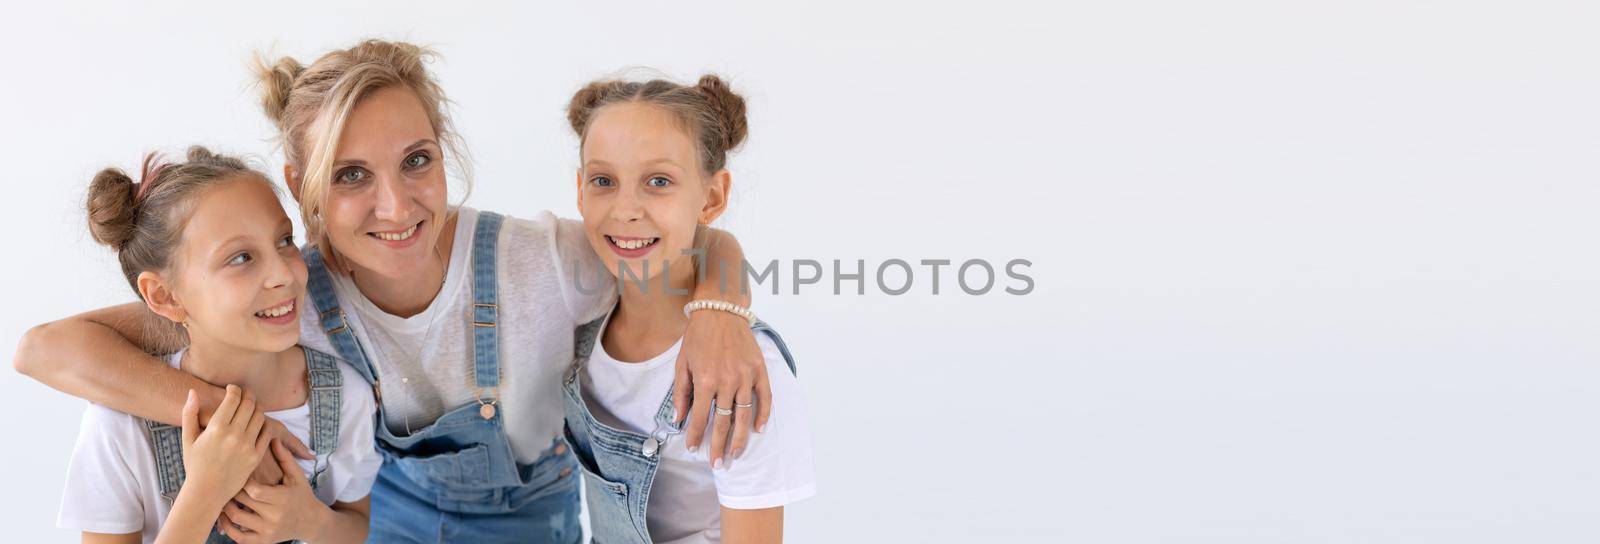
583, 157, 683, 170
207, 218, 295, 259
334, 139, 439, 168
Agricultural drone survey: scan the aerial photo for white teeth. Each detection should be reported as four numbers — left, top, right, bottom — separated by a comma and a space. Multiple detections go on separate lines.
255, 300, 294, 318
612, 237, 658, 250
374, 224, 418, 241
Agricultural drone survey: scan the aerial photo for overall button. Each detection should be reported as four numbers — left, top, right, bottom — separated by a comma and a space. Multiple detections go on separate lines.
559, 467, 572, 478
553, 443, 567, 456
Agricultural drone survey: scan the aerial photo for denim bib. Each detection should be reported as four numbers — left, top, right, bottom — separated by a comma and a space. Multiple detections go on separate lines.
561, 316, 798, 544
305, 211, 581, 543
140, 346, 344, 544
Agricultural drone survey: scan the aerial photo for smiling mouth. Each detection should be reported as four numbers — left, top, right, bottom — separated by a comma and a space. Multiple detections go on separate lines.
606, 235, 660, 251
369, 221, 422, 242
254, 299, 295, 318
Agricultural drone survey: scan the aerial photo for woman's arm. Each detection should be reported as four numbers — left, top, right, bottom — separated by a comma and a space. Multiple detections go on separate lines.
81, 533, 141, 544
13, 303, 314, 459
720, 506, 784, 544
675, 228, 773, 469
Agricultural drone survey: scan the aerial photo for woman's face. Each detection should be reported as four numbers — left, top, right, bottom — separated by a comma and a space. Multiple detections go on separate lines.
318, 85, 449, 280
576, 102, 728, 285
156, 178, 307, 353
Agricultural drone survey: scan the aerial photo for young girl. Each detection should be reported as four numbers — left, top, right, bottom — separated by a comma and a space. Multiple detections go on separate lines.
561, 76, 817, 543
57, 147, 382, 543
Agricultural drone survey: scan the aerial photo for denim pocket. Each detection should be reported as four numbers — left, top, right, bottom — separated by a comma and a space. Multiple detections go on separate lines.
397, 443, 493, 488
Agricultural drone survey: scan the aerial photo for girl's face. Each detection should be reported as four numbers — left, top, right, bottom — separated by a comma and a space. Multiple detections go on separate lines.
318, 85, 449, 279
577, 102, 729, 285
146, 178, 307, 353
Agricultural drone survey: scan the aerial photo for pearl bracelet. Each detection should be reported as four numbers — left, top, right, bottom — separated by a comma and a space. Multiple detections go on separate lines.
682, 299, 757, 326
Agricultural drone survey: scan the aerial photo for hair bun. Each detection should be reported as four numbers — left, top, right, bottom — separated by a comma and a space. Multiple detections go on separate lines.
695, 75, 748, 153
253, 54, 304, 128
85, 167, 139, 250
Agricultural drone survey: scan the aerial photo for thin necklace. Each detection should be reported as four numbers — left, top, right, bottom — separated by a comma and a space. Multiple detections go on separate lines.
366, 241, 449, 436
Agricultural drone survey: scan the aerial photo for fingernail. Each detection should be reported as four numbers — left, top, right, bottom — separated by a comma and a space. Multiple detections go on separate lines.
758, 424, 767, 434
688, 444, 698, 453
733, 448, 744, 459
714, 458, 724, 470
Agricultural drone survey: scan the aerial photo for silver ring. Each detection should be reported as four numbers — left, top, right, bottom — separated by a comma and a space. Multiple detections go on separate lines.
735, 402, 754, 409
714, 406, 734, 416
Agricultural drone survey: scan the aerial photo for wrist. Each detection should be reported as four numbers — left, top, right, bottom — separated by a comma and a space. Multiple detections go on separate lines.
684, 299, 757, 326
303, 502, 337, 543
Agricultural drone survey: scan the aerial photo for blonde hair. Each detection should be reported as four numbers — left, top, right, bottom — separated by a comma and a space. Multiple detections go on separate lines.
252, 39, 469, 268
566, 74, 748, 174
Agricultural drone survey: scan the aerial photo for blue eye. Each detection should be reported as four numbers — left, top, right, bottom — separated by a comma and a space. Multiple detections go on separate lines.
405, 152, 431, 169
647, 176, 671, 188
336, 168, 366, 184
590, 176, 614, 187
227, 252, 252, 266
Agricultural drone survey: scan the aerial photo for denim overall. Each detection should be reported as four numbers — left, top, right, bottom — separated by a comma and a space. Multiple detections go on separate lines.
304, 211, 582, 543
140, 347, 345, 544
561, 316, 798, 544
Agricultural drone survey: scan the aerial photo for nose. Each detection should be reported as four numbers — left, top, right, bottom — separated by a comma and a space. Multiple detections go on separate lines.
263, 249, 294, 291
611, 183, 644, 223
373, 174, 414, 224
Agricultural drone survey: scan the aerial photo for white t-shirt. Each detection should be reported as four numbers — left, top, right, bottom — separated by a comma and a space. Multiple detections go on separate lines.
56, 350, 381, 542
581, 314, 817, 544
297, 207, 616, 464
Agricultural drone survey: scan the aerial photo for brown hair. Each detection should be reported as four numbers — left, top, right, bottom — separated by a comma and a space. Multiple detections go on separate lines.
566, 74, 748, 174
252, 39, 468, 263
86, 146, 269, 297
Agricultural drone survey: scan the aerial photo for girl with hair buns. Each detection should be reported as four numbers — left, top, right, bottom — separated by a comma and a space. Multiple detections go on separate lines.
17, 40, 773, 542
562, 75, 815, 544
57, 148, 381, 544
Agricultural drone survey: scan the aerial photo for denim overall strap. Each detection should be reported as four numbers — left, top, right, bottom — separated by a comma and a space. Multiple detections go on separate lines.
750, 320, 799, 377
304, 347, 343, 491
303, 248, 379, 386
142, 419, 186, 503
471, 211, 505, 392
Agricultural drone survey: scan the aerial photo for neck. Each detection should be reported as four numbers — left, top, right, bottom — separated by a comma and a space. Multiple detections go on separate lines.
608, 259, 697, 355
182, 336, 284, 394
351, 213, 458, 318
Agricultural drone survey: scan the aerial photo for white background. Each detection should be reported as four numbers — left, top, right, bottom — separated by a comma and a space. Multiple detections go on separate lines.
2, 1, 1597, 542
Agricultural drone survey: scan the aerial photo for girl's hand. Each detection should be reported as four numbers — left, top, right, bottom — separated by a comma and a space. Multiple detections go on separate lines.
218, 439, 331, 543
179, 386, 272, 507
674, 309, 772, 470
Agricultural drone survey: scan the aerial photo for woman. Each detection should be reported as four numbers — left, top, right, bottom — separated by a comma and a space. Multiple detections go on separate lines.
16, 40, 774, 542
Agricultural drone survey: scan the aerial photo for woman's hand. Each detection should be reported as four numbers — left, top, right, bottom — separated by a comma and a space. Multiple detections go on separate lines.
179, 386, 272, 507
218, 440, 332, 543
674, 309, 772, 470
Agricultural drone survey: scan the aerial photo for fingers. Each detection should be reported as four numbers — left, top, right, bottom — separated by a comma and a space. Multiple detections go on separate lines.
242, 481, 275, 504
270, 419, 316, 460
221, 500, 265, 530
709, 385, 736, 470
729, 387, 754, 462
272, 439, 306, 484
245, 404, 267, 441
672, 357, 692, 424
253, 429, 273, 465
231, 490, 265, 511
209, 384, 242, 429
181, 389, 200, 448
685, 382, 712, 453
217, 516, 261, 544
753, 364, 774, 434
231, 390, 257, 432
